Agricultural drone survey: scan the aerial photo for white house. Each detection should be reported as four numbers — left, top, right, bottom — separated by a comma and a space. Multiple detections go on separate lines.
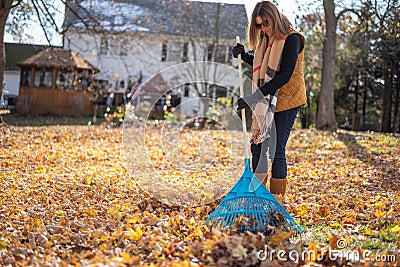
62, 0, 248, 117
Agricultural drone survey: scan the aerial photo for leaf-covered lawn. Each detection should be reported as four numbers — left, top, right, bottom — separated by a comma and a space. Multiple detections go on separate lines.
0, 125, 399, 266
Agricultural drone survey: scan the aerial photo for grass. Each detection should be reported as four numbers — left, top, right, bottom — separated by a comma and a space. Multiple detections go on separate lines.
0, 110, 106, 126
295, 224, 400, 251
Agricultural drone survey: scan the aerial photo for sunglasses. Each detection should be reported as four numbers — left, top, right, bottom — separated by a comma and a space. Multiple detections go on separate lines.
255, 20, 269, 29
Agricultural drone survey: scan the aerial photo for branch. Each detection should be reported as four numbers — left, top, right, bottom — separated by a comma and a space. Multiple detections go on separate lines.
38, 0, 61, 33
336, 8, 361, 21
31, 0, 51, 44
10, 0, 23, 9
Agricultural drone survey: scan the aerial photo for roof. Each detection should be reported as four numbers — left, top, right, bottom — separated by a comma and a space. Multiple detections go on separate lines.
5, 43, 47, 71
17, 47, 100, 72
63, 0, 248, 40
143, 73, 170, 93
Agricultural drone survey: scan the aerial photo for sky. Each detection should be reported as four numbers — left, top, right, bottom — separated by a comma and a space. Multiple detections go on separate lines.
4, 0, 303, 46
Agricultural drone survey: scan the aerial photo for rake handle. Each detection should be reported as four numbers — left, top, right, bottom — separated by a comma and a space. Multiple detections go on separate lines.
236, 36, 250, 160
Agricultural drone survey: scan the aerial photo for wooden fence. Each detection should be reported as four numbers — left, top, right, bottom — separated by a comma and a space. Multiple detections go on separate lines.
17, 87, 94, 116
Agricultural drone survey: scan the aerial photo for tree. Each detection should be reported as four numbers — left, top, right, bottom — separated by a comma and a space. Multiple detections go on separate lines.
364, 0, 400, 132
339, 0, 400, 132
316, 0, 368, 131
297, 13, 324, 128
316, 0, 339, 131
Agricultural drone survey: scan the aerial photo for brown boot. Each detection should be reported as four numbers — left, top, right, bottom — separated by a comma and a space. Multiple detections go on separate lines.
270, 178, 287, 204
254, 173, 268, 187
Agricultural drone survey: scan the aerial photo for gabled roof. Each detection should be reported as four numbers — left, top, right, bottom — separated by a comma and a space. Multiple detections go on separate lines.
5, 43, 47, 71
143, 73, 170, 93
63, 0, 248, 40
17, 47, 100, 72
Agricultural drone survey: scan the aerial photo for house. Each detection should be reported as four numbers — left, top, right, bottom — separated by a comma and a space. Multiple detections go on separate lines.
16, 47, 100, 116
2, 43, 46, 109
62, 0, 248, 117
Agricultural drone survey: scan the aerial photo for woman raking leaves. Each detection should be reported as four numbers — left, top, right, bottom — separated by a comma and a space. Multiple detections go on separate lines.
233, 0, 307, 202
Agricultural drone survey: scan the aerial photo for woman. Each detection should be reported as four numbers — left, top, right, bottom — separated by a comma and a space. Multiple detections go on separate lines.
232, 0, 306, 200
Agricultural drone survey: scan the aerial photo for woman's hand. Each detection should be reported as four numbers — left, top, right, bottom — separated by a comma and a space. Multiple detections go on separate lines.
232, 43, 245, 58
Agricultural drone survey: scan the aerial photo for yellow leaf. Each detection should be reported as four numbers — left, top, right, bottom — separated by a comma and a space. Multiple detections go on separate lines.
32, 219, 41, 227
128, 227, 142, 241
100, 235, 109, 242
177, 260, 190, 267
374, 209, 385, 218
195, 207, 202, 215
0, 240, 8, 249
307, 242, 318, 262
121, 252, 139, 265
391, 225, 400, 233
296, 204, 308, 217
328, 235, 339, 249
85, 207, 97, 217
365, 229, 373, 236
56, 210, 66, 216
345, 235, 351, 247
127, 215, 142, 224
193, 226, 203, 238
268, 231, 293, 247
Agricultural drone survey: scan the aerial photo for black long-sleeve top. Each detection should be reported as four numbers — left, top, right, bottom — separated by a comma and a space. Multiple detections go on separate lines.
242, 33, 303, 96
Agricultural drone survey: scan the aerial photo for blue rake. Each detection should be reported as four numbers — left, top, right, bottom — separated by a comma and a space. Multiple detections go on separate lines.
204, 36, 302, 235
204, 158, 302, 234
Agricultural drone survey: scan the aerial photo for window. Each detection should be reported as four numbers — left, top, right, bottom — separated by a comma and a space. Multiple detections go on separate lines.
21, 68, 31, 87
161, 42, 167, 61
117, 80, 125, 92
168, 42, 181, 62
207, 44, 228, 63
109, 37, 119, 56
101, 36, 129, 56
215, 45, 228, 63
56, 70, 74, 90
114, 15, 123, 25
116, 37, 129, 56
100, 37, 109, 55
207, 44, 214, 61
34, 68, 52, 88
184, 83, 190, 97
182, 42, 188, 62
77, 70, 90, 91
120, 44, 128, 56
215, 85, 227, 98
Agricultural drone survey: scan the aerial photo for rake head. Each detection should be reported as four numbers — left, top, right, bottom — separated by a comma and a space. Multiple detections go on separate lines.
205, 159, 302, 235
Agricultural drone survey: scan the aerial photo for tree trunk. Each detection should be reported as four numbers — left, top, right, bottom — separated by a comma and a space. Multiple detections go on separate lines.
394, 62, 400, 133
0, 2, 12, 104
316, 0, 337, 131
381, 57, 392, 132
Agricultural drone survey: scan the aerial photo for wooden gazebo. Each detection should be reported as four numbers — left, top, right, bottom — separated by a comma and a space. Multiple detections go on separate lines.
16, 47, 99, 116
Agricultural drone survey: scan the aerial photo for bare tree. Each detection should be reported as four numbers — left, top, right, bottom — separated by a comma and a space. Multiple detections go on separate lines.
316, 0, 339, 131
316, 0, 364, 131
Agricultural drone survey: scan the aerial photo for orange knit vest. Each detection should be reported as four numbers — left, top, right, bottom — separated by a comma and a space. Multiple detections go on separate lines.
275, 32, 307, 113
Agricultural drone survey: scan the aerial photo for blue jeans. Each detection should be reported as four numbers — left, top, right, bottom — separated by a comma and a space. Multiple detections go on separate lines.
251, 106, 300, 179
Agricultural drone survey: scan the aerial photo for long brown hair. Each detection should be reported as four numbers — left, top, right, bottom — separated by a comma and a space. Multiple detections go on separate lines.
247, 1, 293, 50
